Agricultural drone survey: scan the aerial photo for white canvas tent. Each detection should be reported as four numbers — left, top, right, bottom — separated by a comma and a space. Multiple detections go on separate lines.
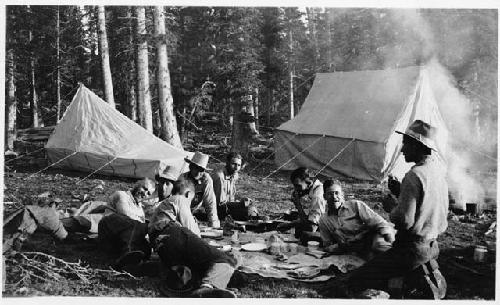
45, 85, 192, 179
275, 65, 449, 182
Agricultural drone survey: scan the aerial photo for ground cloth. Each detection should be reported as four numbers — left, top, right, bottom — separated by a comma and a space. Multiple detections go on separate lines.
203, 230, 366, 282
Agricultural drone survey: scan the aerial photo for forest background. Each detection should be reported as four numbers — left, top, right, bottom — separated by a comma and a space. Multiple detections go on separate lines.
4, 5, 497, 155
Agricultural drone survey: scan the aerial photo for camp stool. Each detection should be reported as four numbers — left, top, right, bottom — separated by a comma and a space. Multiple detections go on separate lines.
387, 259, 447, 299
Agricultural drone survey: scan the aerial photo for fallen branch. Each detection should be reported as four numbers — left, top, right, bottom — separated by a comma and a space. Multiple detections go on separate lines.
4, 251, 137, 289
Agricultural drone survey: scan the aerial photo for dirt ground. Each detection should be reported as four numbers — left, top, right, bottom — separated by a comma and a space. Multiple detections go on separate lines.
2, 158, 497, 299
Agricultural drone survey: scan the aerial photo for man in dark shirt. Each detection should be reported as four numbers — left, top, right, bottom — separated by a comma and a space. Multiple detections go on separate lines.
212, 152, 257, 221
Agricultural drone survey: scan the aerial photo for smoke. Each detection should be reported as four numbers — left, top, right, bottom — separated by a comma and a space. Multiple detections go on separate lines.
387, 9, 497, 209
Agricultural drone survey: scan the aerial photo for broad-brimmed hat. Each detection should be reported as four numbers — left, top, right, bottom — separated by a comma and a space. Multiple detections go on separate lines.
396, 120, 438, 151
158, 265, 195, 297
156, 165, 180, 182
184, 151, 211, 171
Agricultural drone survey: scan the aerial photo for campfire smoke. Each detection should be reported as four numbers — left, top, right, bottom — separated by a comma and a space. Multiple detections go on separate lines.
386, 9, 497, 210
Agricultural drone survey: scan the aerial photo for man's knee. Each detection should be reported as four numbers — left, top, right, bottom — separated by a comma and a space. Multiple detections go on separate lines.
202, 263, 235, 289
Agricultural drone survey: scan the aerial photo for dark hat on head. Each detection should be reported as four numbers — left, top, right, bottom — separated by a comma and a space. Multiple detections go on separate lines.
396, 119, 438, 151
184, 151, 211, 171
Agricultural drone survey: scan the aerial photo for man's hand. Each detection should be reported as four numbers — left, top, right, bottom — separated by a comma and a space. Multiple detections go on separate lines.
388, 175, 401, 197
325, 244, 342, 254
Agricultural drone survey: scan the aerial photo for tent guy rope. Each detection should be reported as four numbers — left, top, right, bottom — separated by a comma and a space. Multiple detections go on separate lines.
76, 156, 119, 184
315, 138, 356, 177
262, 135, 324, 180
27, 151, 78, 179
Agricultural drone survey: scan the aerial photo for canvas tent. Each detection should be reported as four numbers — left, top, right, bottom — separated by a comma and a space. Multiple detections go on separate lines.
45, 85, 192, 179
275, 65, 449, 182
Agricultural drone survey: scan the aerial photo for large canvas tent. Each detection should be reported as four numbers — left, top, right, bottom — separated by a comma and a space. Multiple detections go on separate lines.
275, 66, 449, 182
45, 85, 192, 179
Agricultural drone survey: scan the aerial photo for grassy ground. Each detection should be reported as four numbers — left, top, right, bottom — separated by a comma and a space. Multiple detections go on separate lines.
2, 159, 497, 299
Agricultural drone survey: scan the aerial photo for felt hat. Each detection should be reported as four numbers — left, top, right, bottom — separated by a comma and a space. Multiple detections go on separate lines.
396, 119, 438, 151
158, 265, 195, 296
156, 165, 181, 182
184, 151, 211, 171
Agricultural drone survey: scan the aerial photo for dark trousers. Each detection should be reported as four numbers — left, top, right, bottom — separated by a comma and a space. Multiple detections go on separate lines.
217, 201, 251, 221
347, 236, 440, 292
98, 213, 151, 259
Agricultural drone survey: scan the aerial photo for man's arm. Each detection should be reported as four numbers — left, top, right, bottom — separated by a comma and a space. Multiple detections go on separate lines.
201, 174, 220, 228
354, 201, 394, 241
176, 197, 201, 237
308, 196, 326, 228
148, 201, 177, 236
291, 191, 308, 223
318, 219, 334, 248
390, 172, 421, 231
212, 170, 223, 206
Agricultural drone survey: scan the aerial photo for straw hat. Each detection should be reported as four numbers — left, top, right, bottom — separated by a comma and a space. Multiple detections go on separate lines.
184, 151, 211, 171
396, 120, 438, 151
156, 165, 181, 182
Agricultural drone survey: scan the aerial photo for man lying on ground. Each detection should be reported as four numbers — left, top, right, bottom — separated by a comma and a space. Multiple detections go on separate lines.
278, 167, 326, 245
180, 151, 220, 228
61, 178, 156, 234
319, 179, 395, 260
212, 152, 258, 221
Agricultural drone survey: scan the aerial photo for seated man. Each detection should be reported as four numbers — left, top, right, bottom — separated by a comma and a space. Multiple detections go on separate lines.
180, 151, 220, 228
319, 179, 395, 259
212, 152, 258, 221
149, 179, 200, 242
278, 167, 326, 244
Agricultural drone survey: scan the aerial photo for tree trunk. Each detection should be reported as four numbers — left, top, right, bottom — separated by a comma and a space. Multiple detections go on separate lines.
127, 7, 137, 121
289, 28, 294, 119
232, 95, 257, 157
56, 6, 62, 121
306, 7, 318, 71
153, 6, 182, 148
254, 87, 259, 130
135, 6, 153, 132
6, 49, 17, 151
29, 28, 40, 127
231, 97, 248, 156
266, 87, 272, 126
97, 6, 115, 107
325, 8, 333, 71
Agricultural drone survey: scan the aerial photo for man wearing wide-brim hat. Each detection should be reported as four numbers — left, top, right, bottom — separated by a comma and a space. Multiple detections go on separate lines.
155, 164, 182, 202
180, 151, 220, 228
345, 120, 448, 299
